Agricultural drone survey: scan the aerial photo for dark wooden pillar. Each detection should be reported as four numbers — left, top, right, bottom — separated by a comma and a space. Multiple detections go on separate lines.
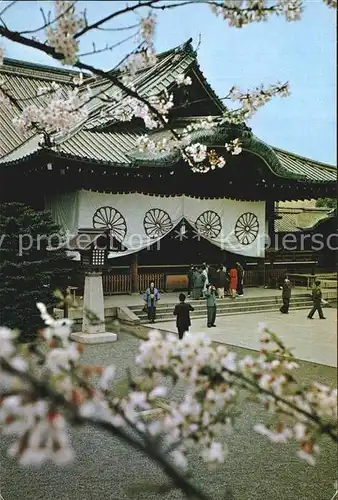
130, 253, 139, 293
266, 200, 276, 246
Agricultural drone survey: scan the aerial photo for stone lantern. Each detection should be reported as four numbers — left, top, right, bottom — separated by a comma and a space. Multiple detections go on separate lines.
69, 229, 118, 344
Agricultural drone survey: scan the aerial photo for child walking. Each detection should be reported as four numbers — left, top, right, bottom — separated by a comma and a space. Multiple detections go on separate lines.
173, 293, 194, 339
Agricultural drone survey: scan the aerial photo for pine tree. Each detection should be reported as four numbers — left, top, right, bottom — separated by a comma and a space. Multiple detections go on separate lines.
0, 202, 75, 341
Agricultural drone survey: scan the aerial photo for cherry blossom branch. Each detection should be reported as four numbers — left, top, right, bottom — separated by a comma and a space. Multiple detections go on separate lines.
0, 356, 212, 500
0, 25, 178, 133
224, 367, 338, 442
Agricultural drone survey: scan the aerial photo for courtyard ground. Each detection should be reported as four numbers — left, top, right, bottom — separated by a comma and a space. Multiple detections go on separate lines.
0, 309, 337, 500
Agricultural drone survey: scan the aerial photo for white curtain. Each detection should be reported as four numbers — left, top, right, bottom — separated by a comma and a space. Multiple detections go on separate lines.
74, 190, 266, 258
45, 192, 79, 235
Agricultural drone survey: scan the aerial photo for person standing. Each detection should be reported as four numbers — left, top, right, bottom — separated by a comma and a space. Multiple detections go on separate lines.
173, 293, 195, 339
205, 284, 217, 327
229, 266, 238, 298
143, 281, 160, 323
280, 276, 291, 314
201, 264, 209, 294
307, 280, 326, 319
191, 267, 205, 299
236, 262, 244, 297
216, 265, 227, 299
187, 264, 195, 297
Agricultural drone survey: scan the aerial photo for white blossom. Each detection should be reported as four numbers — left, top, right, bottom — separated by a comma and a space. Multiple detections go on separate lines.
171, 448, 188, 469
253, 423, 292, 443
12, 86, 91, 134
45, 1, 85, 65
228, 82, 290, 119
139, 13, 157, 47
45, 343, 79, 373
0, 327, 18, 358
296, 446, 319, 466
225, 138, 242, 155
210, 0, 303, 27
201, 441, 226, 463
184, 143, 207, 163
99, 364, 116, 390
175, 74, 192, 86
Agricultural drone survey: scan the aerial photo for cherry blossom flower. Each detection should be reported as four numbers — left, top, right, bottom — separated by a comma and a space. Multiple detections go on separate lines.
139, 13, 157, 47
12, 85, 91, 135
229, 82, 290, 119
201, 440, 226, 463
253, 423, 293, 443
121, 49, 158, 77
184, 143, 207, 163
225, 138, 242, 155
8, 411, 73, 466
0, 326, 18, 359
210, 0, 303, 27
45, 1, 85, 65
175, 74, 192, 86
99, 364, 116, 390
45, 343, 79, 373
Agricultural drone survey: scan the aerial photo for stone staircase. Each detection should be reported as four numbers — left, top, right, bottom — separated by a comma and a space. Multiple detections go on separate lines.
128, 293, 317, 324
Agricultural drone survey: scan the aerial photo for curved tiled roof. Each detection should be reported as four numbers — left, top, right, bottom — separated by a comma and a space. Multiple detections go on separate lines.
0, 41, 336, 187
273, 147, 336, 183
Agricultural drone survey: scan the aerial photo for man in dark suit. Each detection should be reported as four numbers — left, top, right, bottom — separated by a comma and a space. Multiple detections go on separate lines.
173, 293, 195, 339
280, 276, 292, 314
307, 280, 326, 319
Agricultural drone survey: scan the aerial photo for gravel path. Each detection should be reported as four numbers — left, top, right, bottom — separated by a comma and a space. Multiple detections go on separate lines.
1, 331, 336, 500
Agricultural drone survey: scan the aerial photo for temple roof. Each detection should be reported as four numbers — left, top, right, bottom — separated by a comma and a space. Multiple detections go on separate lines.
0, 39, 336, 192
274, 206, 332, 233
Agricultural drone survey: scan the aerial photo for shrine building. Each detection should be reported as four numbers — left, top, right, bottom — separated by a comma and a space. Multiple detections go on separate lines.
0, 39, 336, 293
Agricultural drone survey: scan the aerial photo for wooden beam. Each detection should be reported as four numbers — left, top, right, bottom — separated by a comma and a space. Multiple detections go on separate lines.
130, 253, 139, 293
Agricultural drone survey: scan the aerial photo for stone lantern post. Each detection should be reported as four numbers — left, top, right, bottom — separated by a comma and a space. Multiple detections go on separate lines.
70, 229, 118, 344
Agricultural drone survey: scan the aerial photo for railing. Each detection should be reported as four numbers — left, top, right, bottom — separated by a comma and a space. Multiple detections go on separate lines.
138, 273, 165, 293
102, 273, 131, 295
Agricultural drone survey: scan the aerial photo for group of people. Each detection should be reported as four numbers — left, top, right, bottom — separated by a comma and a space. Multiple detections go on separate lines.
280, 275, 326, 319
142, 273, 326, 342
187, 262, 244, 300
142, 279, 219, 333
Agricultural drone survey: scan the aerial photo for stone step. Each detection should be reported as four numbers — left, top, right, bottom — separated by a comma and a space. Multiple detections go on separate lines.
137, 301, 313, 322
128, 295, 312, 311
133, 297, 312, 315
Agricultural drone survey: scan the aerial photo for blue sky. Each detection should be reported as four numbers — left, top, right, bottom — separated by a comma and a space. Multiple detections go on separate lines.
1, 0, 336, 165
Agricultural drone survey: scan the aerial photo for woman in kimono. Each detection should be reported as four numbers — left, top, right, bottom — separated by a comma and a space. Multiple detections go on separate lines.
229, 266, 238, 298
143, 281, 160, 323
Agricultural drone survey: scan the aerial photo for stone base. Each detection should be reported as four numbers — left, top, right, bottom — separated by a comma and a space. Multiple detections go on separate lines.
70, 332, 118, 344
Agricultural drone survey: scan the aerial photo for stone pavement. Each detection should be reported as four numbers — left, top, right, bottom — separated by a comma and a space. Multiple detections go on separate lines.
148, 308, 337, 367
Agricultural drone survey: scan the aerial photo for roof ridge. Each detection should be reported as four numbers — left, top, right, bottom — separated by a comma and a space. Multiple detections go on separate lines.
273, 146, 337, 170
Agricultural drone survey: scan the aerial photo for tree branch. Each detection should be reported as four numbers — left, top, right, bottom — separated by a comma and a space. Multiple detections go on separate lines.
0, 356, 211, 500
0, 0, 17, 18
78, 32, 138, 58
19, 2, 76, 35
224, 367, 338, 442
74, 0, 160, 40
